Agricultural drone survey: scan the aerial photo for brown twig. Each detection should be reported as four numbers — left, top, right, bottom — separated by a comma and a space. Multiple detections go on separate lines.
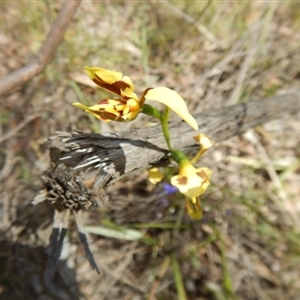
0, 113, 41, 144
0, 0, 81, 97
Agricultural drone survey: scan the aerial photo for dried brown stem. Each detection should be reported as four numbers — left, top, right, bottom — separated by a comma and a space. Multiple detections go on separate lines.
0, 0, 81, 96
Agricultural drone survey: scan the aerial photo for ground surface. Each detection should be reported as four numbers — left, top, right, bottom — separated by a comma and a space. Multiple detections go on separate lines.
0, 1, 300, 300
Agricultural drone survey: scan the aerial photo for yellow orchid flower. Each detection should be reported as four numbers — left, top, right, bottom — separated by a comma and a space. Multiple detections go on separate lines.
169, 134, 213, 220
171, 159, 211, 220
170, 159, 212, 198
73, 67, 198, 129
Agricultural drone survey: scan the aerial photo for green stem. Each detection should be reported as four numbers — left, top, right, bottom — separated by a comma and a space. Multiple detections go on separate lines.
141, 104, 172, 151
141, 104, 162, 121
142, 104, 188, 165
162, 106, 173, 151
170, 149, 189, 165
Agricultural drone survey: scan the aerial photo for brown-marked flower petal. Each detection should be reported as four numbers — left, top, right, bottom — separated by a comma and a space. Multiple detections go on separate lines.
84, 67, 138, 100
170, 161, 212, 198
73, 98, 140, 122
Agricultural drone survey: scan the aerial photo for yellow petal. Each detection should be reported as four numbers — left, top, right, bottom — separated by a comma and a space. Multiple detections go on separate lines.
194, 134, 214, 149
85, 67, 123, 84
73, 100, 140, 122
72, 102, 97, 113
84, 67, 136, 98
170, 165, 212, 198
72, 102, 104, 120
144, 87, 198, 130
191, 134, 215, 164
148, 167, 164, 185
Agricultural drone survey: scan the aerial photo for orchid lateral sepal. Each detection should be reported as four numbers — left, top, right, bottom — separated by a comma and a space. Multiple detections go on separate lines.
148, 168, 164, 185
185, 197, 202, 220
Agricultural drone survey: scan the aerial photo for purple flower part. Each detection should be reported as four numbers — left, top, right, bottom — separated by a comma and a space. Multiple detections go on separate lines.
163, 183, 178, 195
